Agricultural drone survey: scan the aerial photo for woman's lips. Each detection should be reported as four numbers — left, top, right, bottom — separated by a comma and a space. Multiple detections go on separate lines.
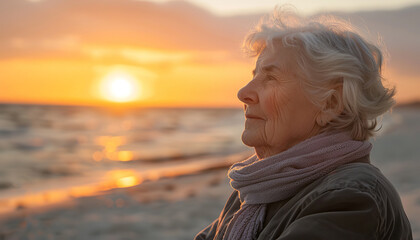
245, 114, 264, 120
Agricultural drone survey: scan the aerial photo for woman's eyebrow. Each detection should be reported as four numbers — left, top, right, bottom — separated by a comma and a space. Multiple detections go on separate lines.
263, 64, 286, 73
252, 64, 285, 76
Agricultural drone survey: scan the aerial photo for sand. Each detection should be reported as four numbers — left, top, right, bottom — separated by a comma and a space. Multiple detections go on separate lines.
0, 167, 233, 240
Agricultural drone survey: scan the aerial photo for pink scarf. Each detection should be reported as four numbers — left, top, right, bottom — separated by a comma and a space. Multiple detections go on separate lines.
223, 131, 372, 240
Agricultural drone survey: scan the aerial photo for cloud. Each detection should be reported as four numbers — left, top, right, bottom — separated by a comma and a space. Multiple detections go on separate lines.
1, 0, 419, 75
0, 0, 258, 61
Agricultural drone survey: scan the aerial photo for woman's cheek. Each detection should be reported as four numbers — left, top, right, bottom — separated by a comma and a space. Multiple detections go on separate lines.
264, 88, 284, 144
264, 86, 281, 112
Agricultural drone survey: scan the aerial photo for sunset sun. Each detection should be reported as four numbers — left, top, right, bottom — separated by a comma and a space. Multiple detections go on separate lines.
100, 71, 142, 103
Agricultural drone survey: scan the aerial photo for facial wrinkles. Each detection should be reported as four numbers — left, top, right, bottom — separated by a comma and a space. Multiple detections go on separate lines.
259, 69, 295, 150
254, 53, 266, 76
244, 46, 324, 158
252, 49, 300, 155
261, 88, 276, 146
260, 85, 282, 149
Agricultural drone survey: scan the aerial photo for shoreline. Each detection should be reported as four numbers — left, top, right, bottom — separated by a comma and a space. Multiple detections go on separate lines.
0, 151, 252, 219
0, 163, 235, 240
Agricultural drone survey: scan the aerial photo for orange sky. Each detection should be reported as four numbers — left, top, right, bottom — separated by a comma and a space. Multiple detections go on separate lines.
1, 0, 419, 107
0, 51, 251, 107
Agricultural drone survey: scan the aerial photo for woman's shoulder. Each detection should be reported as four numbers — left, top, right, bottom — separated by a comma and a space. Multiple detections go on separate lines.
314, 162, 402, 200
304, 162, 412, 237
305, 161, 407, 210
288, 162, 386, 209
317, 162, 383, 193
260, 162, 413, 239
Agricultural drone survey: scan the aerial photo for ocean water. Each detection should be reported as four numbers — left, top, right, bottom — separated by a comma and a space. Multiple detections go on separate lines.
0, 103, 419, 236
0, 104, 249, 212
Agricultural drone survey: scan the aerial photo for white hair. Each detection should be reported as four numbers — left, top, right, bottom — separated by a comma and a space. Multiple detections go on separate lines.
243, 6, 396, 141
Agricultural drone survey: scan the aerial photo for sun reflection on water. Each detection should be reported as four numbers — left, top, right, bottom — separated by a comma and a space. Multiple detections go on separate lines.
117, 151, 134, 161
0, 169, 145, 214
105, 169, 142, 189
93, 136, 135, 162
116, 176, 139, 188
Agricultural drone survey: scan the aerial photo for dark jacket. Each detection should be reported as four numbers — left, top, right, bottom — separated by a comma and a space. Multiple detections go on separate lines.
195, 162, 412, 240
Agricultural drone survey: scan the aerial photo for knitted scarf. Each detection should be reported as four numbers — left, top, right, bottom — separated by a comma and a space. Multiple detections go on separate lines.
223, 131, 372, 240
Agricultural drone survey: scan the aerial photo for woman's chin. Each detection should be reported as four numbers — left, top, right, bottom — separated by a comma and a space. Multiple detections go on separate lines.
241, 131, 260, 148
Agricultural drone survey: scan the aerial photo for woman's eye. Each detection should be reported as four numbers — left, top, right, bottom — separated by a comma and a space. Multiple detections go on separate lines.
266, 75, 276, 81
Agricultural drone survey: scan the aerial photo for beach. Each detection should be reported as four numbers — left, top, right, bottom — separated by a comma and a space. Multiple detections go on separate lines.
0, 150, 258, 240
0, 104, 419, 239
0, 162, 234, 240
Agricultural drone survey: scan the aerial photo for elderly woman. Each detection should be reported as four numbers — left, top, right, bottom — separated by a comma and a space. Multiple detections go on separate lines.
194, 7, 412, 240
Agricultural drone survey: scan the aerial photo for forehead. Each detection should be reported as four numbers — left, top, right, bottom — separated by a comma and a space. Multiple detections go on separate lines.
255, 45, 297, 73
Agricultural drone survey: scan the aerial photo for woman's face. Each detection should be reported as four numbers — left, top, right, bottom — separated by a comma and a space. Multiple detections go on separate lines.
237, 46, 321, 158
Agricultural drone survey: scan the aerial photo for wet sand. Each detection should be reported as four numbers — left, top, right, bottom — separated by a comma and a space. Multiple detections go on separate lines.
0, 159, 237, 240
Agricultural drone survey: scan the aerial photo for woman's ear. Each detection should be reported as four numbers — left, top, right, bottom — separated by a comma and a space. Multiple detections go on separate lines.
315, 113, 327, 127
316, 86, 344, 127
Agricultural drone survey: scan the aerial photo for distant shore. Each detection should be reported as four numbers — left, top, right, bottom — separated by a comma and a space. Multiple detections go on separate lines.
1, 99, 420, 109
395, 100, 420, 109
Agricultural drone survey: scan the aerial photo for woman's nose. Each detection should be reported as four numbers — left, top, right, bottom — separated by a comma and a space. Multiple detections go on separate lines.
237, 82, 258, 104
